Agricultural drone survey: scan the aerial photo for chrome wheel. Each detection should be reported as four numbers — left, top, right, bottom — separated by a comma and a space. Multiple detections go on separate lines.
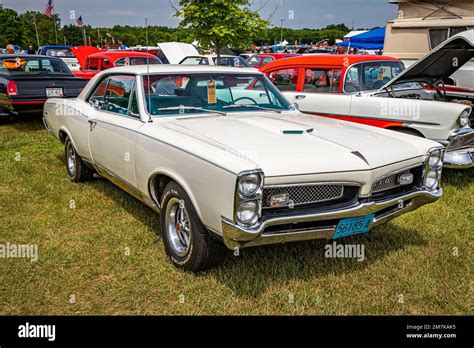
165, 197, 191, 257
66, 142, 76, 177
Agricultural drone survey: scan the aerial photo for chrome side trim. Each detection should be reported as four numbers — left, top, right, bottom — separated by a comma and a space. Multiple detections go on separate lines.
93, 164, 161, 212
263, 181, 361, 189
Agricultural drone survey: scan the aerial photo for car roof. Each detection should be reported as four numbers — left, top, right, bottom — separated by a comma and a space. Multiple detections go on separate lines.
88, 51, 157, 60
40, 45, 71, 49
253, 53, 300, 58
260, 54, 400, 71
101, 64, 263, 75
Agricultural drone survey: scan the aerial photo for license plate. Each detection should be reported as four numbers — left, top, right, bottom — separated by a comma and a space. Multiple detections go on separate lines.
333, 214, 375, 239
46, 88, 63, 97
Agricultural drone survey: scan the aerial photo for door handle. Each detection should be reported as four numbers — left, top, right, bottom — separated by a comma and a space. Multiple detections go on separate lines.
295, 95, 306, 100
88, 119, 97, 131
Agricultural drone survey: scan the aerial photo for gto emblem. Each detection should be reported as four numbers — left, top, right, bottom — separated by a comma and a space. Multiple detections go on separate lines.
269, 193, 289, 207
398, 173, 414, 186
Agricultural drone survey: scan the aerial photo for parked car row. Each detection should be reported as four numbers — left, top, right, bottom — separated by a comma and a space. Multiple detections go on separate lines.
260, 30, 474, 169
2, 32, 472, 272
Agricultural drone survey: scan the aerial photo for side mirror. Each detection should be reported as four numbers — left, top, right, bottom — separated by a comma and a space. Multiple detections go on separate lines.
291, 103, 300, 111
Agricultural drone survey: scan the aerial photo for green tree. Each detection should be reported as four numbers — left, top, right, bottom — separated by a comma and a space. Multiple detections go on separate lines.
0, 8, 25, 48
18, 11, 61, 48
175, 0, 268, 62
63, 24, 84, 46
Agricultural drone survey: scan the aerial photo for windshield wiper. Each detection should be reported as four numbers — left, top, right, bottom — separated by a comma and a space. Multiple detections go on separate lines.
156, 106, 227, 116
223, 104, 282, 114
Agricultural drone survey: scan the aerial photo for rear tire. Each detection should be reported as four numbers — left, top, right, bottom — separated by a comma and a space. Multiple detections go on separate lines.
160, 181, 227, 272
64, 137, 93, 183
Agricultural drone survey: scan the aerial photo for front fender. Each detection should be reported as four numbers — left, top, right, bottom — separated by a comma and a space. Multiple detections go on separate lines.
349, 96, 468, 140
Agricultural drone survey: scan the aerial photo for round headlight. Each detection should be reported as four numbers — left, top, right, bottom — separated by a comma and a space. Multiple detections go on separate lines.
429, 149, 443, 168
238, 174, 261, 196
424, 169, 439, 190
459, 110, 470, 127
236, 201, 259, 225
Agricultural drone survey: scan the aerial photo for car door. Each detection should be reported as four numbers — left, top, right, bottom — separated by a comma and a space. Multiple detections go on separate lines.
269, 66, 352, 118
87, 74, 143, 188
294, 67, 352, 117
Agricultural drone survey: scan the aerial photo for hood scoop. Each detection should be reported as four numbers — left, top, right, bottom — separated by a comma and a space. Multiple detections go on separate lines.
282, 128, 314, 135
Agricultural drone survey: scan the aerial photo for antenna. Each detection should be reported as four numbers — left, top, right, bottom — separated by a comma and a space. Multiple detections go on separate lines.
145, 18, 152, 122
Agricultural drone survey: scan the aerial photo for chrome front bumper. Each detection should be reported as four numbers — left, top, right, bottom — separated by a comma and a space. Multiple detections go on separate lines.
221, 188, 442, 249
444, 127, 474, 169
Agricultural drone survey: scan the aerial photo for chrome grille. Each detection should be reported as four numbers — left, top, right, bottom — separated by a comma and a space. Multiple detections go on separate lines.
262, 184, 344, 208
372, 171, 409, 194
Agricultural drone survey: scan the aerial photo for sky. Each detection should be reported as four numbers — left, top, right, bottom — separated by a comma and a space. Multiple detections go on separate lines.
2, 0, 397, 29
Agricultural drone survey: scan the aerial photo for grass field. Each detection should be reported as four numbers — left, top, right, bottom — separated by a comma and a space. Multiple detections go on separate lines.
0, 116, 472, 315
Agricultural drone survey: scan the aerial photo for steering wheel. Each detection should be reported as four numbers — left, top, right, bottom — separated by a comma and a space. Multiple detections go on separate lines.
373, 77, 391, 90
234, 97, 257, 105
373, 80, 386, 90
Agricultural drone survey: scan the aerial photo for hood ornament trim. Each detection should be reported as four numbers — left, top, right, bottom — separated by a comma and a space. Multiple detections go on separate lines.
351, 151, 369, 165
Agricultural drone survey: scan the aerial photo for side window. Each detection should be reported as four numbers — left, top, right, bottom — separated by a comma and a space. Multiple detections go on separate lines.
303, 68, 342, 93
429, 28, 449, 49
450, 27, 467, 37
260, 57, 274, 67
101, 58, 113, 70
269, 68, 299, 91
129, 86, 140, 118
114, 58, 128, 67
103, 75, 136, 116
88, 77, 109, 109
41, 59, 53, 72
344, 66, 360, 93
87, 58, 100, 70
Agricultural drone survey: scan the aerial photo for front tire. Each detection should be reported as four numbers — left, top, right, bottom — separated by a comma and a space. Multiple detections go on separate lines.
64, 137, 93, 183
160, 181, 227, 272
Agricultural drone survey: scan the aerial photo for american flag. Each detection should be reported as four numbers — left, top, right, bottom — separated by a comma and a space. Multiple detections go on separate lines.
76, 16, 84, 27
43, 0, 53, 18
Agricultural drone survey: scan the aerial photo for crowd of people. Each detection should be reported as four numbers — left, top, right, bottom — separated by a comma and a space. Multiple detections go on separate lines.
2, 44, 36, 55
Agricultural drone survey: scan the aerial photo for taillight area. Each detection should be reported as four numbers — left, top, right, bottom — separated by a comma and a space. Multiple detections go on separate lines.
7, 80, 18, 96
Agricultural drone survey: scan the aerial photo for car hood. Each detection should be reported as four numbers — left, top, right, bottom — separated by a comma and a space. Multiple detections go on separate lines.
381, 29, 474, 89
158, 42, 199, 64
163, 112, 431, 177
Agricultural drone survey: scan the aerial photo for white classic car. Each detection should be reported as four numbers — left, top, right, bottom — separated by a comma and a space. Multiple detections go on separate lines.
263, 30, 474, 169
43, 65, 444, 271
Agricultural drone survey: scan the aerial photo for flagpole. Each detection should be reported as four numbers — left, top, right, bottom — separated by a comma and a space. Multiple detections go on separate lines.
32, 14, 41, 47
51, 0, 58, 45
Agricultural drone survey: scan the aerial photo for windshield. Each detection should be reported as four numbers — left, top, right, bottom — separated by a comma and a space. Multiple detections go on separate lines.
212, 56, 250, 67
344, 61, 411, 93
143, 73, 291, 117
115, 57, 162, 66
180, 56, 209, 65
0, 56, 71, 74
45, 48, 75, 57
247, 56, 262, 67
